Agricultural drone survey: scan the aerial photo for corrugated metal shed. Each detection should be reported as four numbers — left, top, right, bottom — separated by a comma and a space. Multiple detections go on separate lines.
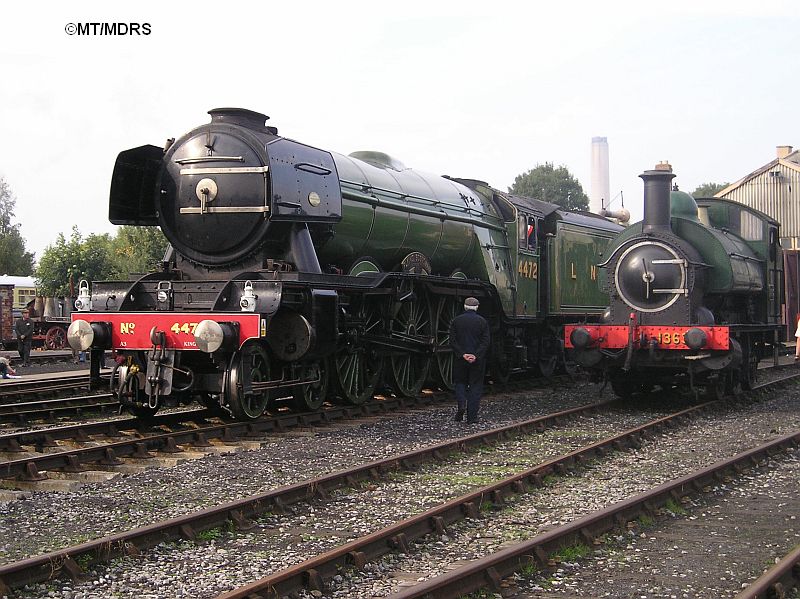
716, 148, 800, 248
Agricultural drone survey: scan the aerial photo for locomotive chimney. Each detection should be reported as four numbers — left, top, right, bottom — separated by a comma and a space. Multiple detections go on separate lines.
208, 108, 270, 130
641, 162, 676, 234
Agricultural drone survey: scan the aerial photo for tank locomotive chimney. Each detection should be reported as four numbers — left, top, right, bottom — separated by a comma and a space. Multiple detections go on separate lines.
641, 162, 676, 234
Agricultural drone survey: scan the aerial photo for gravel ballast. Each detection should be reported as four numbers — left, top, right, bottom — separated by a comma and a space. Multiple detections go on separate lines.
3, 379, 800, 598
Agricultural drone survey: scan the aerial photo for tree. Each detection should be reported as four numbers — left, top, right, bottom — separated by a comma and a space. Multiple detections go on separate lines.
0, 177, 35, 275
692, 182, 729, 198
509, 163, 589, 211
35, 227, 116, 296
109, 226, 168, 278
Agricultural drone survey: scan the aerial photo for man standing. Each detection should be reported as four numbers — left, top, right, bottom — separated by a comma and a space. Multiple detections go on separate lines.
449, 297, 490, 424
15, 310, 34, 367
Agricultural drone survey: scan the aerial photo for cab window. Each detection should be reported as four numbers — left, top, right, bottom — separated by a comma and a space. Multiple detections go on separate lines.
518, 215, 537, 252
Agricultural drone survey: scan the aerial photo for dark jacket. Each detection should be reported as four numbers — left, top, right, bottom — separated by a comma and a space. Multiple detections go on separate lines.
449, 310, 490, 360
15, 318, 34, 340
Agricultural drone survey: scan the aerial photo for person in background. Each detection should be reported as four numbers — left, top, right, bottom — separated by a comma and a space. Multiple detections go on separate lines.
448, 296, 490, 424
0, 356, 17, 379
15, 310, 34, 367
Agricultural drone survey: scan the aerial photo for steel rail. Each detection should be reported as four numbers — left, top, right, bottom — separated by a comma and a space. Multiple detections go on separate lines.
0, 373, 111, 401
0, 399, 614, 593
735, 544, 800, 599
0, 374, 573, 480
214, 402, 713, 599
0, 397, 415, 480
0, 408, 214, 452
1, 372, 794, 595
385, 432, 800, 599
0, 394, 117, 424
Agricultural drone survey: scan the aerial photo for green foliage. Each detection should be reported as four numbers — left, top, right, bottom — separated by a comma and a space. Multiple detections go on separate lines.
196, 527, 223, 541
35, 225, 168, 296
664, 498, 687, 516
519, 560, 539, 576
35, 227, 116, 296
692, 182, 729, 198
109, 226, 168, 277
509, 163, 589, 211
552, 542, 590, 561
0, 177, 35, 275
638, 514, 655, 527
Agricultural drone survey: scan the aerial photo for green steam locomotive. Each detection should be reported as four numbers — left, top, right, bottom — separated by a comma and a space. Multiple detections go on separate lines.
68, 108, 621, 419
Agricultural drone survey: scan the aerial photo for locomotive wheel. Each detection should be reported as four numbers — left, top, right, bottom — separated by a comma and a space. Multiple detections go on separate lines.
536, 330, 560, 378
45, 326, 67, 350
724, 370, 742, 396
704, 375, 727, 400
226, 342, 271, 420
537, 355, 557, 378
432, 296, 459, 391
291, 359, 330, 412
388, 284, 432, 397
334, 296, 384, 405
741, 346, 759, 391
114, 367, 158, 419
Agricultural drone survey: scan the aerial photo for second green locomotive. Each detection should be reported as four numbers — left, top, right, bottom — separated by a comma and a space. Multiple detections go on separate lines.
566, 163, 782, 398
68, 108, 621, 419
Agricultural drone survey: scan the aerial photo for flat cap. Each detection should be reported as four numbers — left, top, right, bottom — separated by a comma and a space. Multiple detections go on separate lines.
464, 297, 479, 307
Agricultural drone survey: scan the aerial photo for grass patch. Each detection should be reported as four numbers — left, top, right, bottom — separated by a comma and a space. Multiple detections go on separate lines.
458, 589, 500, 599
542, 474, 558, 485
197, 527, 223, 542
519, 560, 538, 577
638, 514, 655, 528
664, 498, 687, 515
552, 542, 591, 562
418, 472, 499, 487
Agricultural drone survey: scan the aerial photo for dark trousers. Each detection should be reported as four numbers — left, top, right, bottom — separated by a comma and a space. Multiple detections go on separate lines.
453, 359, 485, 422
18, 339, 31, 365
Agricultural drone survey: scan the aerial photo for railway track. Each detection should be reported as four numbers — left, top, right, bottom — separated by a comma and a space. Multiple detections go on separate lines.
0, 373, 103, 403
736, 544, 800, 599
1, 370, 797, 598
0, 397, 658, 593
0, 392, 118, 425
0, 374, 575, 483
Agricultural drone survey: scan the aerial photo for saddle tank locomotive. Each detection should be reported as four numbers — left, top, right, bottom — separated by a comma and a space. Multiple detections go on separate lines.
565, 163, 783, 398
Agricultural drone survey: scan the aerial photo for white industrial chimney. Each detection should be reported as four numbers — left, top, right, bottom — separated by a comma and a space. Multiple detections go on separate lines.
590, 136, 610, 215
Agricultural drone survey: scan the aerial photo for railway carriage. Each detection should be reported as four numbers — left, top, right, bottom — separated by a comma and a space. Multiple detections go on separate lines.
68, 108, 621, 419
565, 163, 783, 398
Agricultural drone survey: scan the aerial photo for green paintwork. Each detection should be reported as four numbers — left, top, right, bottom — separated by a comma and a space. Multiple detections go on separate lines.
549, 223, 618, 313
318, 152, 500, 273
313, 151, 620, 320
315, 152, 516, 313
601, 191, 767, 295
670, 190, 701, 222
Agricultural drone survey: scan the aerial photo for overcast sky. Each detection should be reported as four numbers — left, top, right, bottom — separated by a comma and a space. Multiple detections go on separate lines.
1, 1, 797, 262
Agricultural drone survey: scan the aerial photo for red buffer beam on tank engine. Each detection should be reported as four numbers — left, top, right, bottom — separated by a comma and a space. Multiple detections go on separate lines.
565, 322, 729, 351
